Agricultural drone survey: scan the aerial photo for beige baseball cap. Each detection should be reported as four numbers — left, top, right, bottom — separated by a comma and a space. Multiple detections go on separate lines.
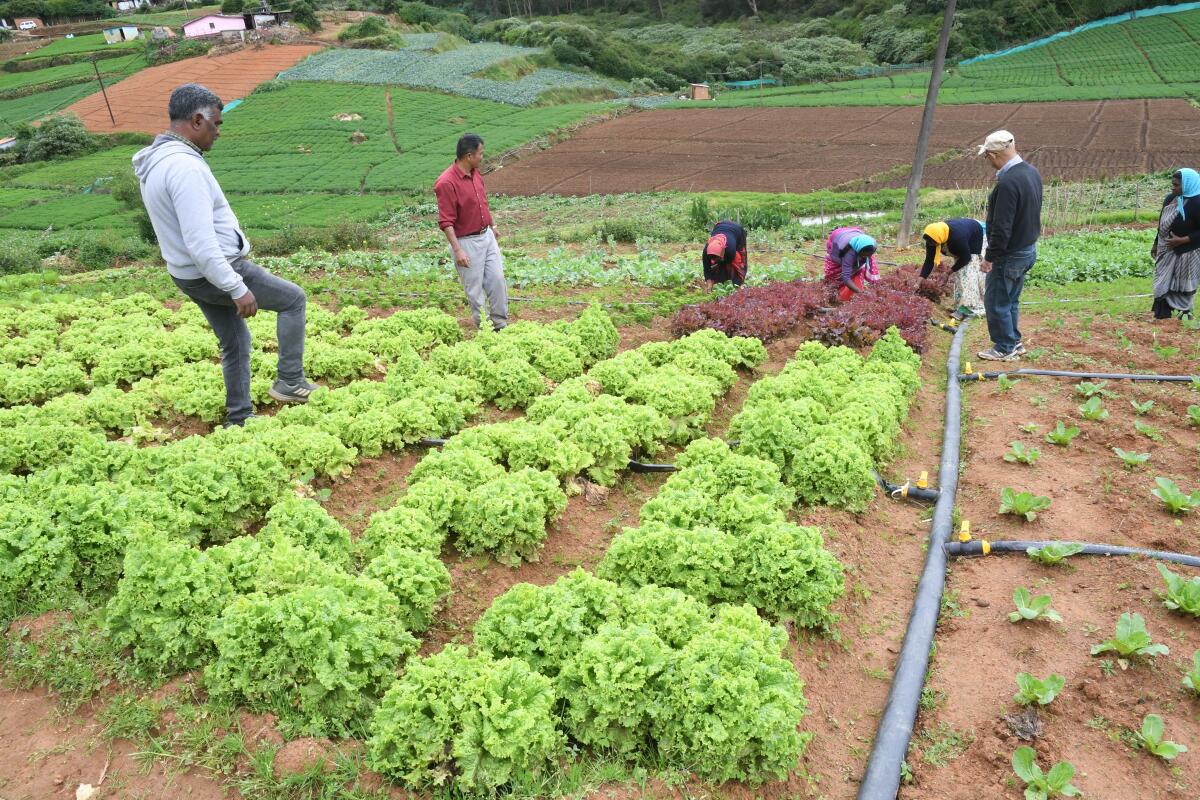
976, 129, 1015, 156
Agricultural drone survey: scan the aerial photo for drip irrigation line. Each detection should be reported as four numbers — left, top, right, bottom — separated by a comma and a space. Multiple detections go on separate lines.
962, 368, 1196, 383
872, 470, 940, 503
858, 320, 970, 800
947, 539, 1200, 569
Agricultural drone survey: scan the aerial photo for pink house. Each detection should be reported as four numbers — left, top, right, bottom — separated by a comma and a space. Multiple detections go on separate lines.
182, 14, 247, 39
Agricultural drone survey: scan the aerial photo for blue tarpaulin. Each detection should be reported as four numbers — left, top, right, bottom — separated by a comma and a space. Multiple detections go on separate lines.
723, 78, 780, 89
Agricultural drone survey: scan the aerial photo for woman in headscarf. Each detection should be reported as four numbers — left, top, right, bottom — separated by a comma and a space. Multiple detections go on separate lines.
1151, 168, 1200, 320
824, 226, 878, 301
921, 218, 987, 319
702, 219, 748, 288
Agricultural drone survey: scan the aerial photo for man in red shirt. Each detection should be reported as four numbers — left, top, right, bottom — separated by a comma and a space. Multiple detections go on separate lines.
433, 133, 508, 330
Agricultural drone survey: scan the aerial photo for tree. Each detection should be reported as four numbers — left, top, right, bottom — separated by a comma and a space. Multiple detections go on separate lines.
220, 0, 245, 12
289, 0, 320, 30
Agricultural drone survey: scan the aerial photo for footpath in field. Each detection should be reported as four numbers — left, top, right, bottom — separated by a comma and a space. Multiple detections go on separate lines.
64, 44, 322, 134
487, 99, 1200, 196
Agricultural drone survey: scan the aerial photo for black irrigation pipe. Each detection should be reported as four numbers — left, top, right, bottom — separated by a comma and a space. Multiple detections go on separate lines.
872, 470, 940, 503
961, 368, 1197, 383
946, 539, 1200, 569
857, 320, 970, 800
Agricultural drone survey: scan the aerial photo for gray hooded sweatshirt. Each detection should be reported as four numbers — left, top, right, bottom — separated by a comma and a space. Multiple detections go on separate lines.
132, 135, 251, 299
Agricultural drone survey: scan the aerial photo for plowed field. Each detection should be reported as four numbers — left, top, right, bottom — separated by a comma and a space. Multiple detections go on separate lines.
65, 44, 322, 134
486, 99, 1200, 195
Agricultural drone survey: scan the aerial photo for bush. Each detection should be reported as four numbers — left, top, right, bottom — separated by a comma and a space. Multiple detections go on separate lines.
22, 115, 94, 163
338, 14, 391, 42
219, 0, 245, 11
0, 239, 40, 275
253, 221, 381, 255
289, 0, 320, 30
111, 169, 156, 244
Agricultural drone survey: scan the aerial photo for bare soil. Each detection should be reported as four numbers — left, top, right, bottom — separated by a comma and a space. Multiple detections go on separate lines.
487, 100, 1200, 196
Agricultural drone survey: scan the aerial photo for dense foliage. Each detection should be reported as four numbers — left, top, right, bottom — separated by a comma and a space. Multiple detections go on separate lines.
674, 265, 949, 352
474, 570, 810, 783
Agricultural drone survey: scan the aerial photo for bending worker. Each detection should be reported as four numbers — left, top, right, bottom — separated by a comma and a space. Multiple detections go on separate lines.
702, 219, 748, 287
921, 218, 986, 319
824, 225, 878, 301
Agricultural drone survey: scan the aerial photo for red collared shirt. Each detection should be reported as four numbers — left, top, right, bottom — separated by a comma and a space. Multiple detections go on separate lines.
434, 162, 494, 237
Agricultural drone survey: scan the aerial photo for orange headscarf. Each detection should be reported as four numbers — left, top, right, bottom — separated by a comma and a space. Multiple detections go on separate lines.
706, 233, 728, 258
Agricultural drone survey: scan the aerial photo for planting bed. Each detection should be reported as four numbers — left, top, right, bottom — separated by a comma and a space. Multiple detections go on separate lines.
63, 44, 323, 134
0, 267, 1196, 800
487, 99, 1200, 196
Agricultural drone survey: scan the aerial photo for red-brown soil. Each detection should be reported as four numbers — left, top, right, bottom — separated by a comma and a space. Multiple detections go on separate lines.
487, 100, 1200, 196
65, 44, 322, 134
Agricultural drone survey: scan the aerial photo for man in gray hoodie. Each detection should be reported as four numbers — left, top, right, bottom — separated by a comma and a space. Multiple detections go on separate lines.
134, 83, 316, 427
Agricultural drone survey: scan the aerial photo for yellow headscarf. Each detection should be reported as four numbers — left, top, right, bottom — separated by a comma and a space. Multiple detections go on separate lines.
923, 221, 950, 245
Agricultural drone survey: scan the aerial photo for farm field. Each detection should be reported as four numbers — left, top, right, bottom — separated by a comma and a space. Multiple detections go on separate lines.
673, 7, 1200, 108
280, 39, 624, 106
63, 44, 324, 134
487, 99, 1200, 195
0, 255, 1195, 799
2, 6, 1200, 797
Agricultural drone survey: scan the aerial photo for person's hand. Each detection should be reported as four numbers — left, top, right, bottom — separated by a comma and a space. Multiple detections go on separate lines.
233, 290, 258, 318
1166, 233, 1190, 250
980, 260, 992, 273
454, 247, 470, 268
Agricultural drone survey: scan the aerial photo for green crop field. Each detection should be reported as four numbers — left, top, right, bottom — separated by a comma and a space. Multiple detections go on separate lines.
673, 7, 1200, 107
209, 82, 611, 193
0, 82, 101, 131
11, 32, 142, 61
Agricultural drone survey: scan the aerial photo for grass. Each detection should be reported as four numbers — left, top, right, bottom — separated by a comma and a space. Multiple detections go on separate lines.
668, 8, 1200, 108
11, 33, 142, 61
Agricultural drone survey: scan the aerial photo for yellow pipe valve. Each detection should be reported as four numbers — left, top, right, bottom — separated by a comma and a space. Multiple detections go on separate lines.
917, 471, 928, 489
957, 519, 971, 543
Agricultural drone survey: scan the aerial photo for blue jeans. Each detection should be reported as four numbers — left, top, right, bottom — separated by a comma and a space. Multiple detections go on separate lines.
173, 257, 307, 424
984, 246, 1036, 355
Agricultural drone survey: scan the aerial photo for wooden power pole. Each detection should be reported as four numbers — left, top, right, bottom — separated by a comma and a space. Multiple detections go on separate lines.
897, 0, 958, 247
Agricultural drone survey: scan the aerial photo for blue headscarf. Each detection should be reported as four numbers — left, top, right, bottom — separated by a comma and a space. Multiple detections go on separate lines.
1178, 168, 1200, 221
849, 234, 876, 255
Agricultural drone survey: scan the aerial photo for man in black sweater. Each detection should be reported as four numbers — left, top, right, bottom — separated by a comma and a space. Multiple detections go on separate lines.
978, 130, 1043, 361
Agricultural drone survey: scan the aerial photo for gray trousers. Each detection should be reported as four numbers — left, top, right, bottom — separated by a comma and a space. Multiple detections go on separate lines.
172, 257, 307, 424
454, 228, 508, 329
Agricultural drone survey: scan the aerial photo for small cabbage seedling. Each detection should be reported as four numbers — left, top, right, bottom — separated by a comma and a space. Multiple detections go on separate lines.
1004, 441, 1041, 465
997, 374, 1021, 391
1009, 587, 1063, 624
1026, 542, 1083, 566
999, 488, 1052, 521
1020, 422, 1040, 434
1044, 422, 1080, 446
1075, 380, 1111, 398
1012, 747, 1081, 800
1187, 404, 1200, 428
1183, 650, 1200, 696
1152, 477, 1200, 515
1130, 399, 1154, 415
1014, 672, 1065, 706
1157, 563, 1200, 617
1134, 420, 1163, 441
1090, 612, 1169, 661
1112, 447, 1149, 470
1135, 714, 1188, 761
1077, 396, 1109, 421
1153, 343, 1180, 359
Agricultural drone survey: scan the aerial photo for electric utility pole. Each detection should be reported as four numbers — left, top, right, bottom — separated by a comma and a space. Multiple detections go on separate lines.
897, 0, 957, 247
